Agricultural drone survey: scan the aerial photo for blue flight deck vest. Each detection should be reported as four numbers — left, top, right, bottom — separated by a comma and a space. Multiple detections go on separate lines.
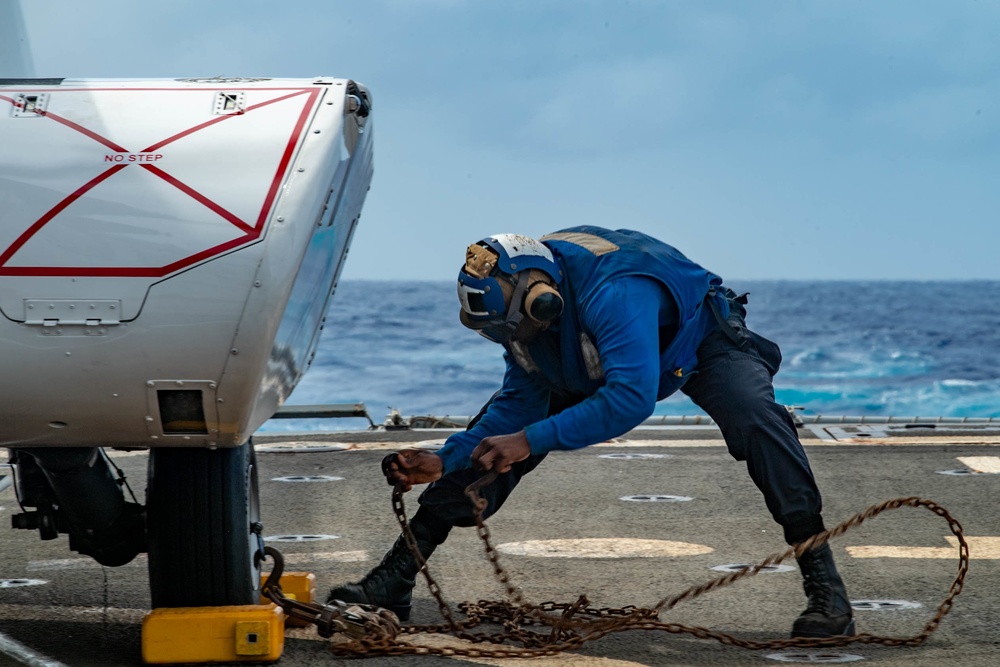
515, 226, 727, 400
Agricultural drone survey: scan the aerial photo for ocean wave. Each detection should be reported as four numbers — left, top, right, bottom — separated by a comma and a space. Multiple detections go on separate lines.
257, 280, 1000, 431
782, 347, 932, 380
772, 379, 1000, 418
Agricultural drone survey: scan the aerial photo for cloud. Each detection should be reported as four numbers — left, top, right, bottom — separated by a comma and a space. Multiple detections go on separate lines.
13, 0, 1000, 279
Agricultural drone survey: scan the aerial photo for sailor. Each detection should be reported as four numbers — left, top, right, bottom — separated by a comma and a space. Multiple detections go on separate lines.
328, 225, 855, 638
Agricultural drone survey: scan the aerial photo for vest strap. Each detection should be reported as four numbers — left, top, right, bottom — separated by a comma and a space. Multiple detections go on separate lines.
706, 287, 751, 351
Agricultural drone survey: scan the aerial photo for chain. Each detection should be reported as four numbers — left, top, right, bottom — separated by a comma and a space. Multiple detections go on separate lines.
321, 481, 969, 659
260, 546, 400, 641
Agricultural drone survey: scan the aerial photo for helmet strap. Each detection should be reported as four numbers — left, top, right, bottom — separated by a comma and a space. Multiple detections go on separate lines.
495, 270, 530, 342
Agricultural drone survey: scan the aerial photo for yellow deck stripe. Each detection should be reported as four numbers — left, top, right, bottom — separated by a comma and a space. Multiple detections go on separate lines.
847, 536, 1000, 559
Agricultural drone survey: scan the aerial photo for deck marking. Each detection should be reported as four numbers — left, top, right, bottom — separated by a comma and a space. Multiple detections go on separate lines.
603, 438, 725, 448
766, 652, 864, 663
496, 538, 713, 558
270, 474, 344, 482
0, 579, 46, 588
598, 452, 670, 460
711, 563, 796, 573
851, 599, 922, 611
28, 558, 104, 571
956, 456, 1000, 473
279, 550, 368, 564
0, 603, 144, 624
847, 535, 1000, 559
255, 442, 349, 453
264, 534, 340, 542
0, 630, 70, 667
620, 494, 693, 503
27, 547, 368, 569
255, 439, 730, 452
825, 435, 1000, 445
28, 554, 146, 571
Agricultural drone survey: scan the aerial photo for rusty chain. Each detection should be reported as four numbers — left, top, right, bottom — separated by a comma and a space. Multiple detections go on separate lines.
306, 473, 969, 658
260, 546, 399, 641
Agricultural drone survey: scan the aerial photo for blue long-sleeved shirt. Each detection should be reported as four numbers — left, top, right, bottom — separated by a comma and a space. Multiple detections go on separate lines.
437, 276, 674, 476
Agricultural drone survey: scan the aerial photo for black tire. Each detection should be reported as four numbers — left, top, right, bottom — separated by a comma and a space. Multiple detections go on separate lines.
146, 442, 261, 608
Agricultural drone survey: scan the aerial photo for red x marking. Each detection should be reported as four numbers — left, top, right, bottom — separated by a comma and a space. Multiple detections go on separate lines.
0, 87, 320, 277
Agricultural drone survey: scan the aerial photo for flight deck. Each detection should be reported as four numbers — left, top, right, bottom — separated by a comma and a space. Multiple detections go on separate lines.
0, 424, 997, 667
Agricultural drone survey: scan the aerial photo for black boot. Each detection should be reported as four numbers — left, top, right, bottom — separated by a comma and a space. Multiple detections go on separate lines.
327, 522, 438, 622
791, 542, 856, 638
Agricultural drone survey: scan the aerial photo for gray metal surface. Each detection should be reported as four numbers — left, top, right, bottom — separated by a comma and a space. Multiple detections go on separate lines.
0, 430, 997, 666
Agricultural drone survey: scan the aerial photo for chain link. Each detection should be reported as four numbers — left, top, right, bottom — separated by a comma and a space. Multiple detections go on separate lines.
260, 546, 400, 641
315, 480, 969, 659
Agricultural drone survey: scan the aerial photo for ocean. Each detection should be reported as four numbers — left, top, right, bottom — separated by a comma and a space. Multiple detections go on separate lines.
257, 280, 1000, 433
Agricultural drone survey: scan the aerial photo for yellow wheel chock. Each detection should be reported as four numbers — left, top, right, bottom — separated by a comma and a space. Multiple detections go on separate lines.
261, 571, 316, 626
142, 604, 284, 664
141, 572, 317, 664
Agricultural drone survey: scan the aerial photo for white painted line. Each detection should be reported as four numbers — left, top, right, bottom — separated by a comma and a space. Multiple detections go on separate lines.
827, 436, 1000, 446
0, 604, 145, 624
264, 534, 340, 543
27, 558, 103, 571
852, 599, 922, 611
280, 550, 368, 564
620, 494, 693, 503
0, 630, 71, 667
711, 563, 796, 573
258, 439, 726, 451
255, 441, 442, 452
0, 579, 46, 588
497, 538, 713, 558
30, 547, 367, 570
597, 453, 670, 460
270, 475, 344, 482
27, 554, 147, 571
957, 456, 1000, 473
256, 442, 349, 453
847, 536, 1000, 559
27, 545, 369, 570
602, 439, 725, 448
766, 652, 864, 663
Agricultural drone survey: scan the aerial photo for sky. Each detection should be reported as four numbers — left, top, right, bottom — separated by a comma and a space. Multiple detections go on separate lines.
9, 0, 1000, 281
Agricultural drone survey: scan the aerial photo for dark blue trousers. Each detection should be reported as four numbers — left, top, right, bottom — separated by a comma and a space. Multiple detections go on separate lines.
415, 299, 826, 547
679, 310, 825, 545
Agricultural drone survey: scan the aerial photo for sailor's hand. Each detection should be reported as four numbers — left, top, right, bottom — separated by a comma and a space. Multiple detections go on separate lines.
381, 449, 443, 492
471, 431, 531, 474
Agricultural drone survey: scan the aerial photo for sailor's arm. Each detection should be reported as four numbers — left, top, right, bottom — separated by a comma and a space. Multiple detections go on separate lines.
383, 356, 548, 488
523, 277, 663, 453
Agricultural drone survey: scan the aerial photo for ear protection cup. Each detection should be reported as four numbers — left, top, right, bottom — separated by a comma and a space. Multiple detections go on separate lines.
524, 279, 563, 324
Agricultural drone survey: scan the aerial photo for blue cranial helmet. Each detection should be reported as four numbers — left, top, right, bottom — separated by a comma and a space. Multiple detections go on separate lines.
457, 234, 563, 344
